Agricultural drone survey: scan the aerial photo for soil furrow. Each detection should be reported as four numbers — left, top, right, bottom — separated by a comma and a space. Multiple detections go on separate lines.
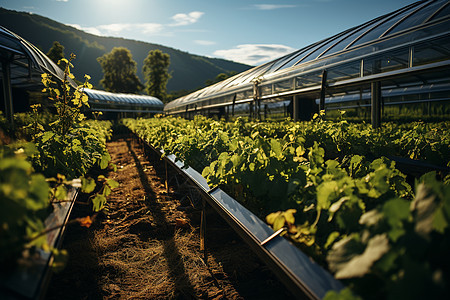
45, 136, 292, 299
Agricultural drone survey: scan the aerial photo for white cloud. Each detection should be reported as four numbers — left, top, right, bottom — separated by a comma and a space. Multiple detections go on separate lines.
195, 40, 216, 46
214, 44, 295, 65
98, 23, 164, 35
67, 23, 164, 37
67, 24, 102, 36
67, 10, 203, 39
55, 0, 69, 2
171, 11, 204, 26
252, 4, 297, 10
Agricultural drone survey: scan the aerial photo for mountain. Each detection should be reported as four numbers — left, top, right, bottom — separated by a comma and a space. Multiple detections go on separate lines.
0, 7, 251, 92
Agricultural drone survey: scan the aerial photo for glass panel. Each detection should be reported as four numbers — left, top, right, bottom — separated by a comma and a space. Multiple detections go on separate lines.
266, 50, 303, 73
387, 1, 443, 36
301, 32, 351, 62
327, 61, 361, 83
238, 63, 274, 84
235, 91, 246, 100
279, 43, 323, 70
428, 2, 450, 21
363, 49, 409, 76
260, 84, 272, 96
352, 8, 413, 47
296, 71, 322, 89
244, 89, 253, 99
274, 79, 293, 93
413, 37, 450, 66
0, 35, 22, 52
322, 18, 385, 57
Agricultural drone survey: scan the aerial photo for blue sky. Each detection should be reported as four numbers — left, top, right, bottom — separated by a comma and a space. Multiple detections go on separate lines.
0, 0, 417, 66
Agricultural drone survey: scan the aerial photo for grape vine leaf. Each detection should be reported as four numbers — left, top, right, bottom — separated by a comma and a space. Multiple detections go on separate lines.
92, 194, 106, 212
328, 234, 390, 279
411, 183, 448, 237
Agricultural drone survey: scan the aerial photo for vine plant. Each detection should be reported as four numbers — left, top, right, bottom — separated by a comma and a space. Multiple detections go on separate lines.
0, 54, 117, 271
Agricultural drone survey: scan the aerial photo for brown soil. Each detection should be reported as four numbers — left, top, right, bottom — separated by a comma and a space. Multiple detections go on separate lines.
45, 135, 292, 299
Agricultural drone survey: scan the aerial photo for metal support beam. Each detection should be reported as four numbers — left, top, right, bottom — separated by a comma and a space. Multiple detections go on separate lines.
371, 81, 382, 128
232, 94, 236, 116
319, 70, 327, 112
292, 95, 299, 122
2, 60, 14, 127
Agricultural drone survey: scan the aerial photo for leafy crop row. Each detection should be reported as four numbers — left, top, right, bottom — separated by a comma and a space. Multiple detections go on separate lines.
123, 115, 449, 299
0, 56, 117, 271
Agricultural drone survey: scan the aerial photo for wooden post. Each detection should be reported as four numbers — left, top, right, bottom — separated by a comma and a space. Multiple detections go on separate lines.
200, 199, 207, 264
165, 160, 169, 193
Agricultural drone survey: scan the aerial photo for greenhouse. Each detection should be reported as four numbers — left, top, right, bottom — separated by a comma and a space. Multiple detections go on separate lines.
0, 25, 69, 124
164, 0, 450, 126
83, 88, 164, 118
0, 25, 164, 121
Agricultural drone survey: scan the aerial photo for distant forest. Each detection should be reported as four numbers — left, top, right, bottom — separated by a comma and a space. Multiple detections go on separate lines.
0, 7, 250, 93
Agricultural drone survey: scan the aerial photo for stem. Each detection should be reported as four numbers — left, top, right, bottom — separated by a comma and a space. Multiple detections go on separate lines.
312, 209, 321, 228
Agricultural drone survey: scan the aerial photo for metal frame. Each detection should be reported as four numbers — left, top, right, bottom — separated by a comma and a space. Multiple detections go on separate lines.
164, 0, 450, 125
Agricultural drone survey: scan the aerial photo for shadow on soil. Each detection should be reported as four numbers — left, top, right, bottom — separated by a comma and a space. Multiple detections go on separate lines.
126, 139, 197, 298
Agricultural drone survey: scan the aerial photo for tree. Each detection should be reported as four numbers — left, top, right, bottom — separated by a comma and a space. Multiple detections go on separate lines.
142, 49, 171, 102
97, 47, 143, 93
47, 41, 65, 67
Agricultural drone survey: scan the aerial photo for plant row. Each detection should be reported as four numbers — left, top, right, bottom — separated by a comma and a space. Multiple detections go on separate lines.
0, 56, 117, 271
123, 115, 450, 300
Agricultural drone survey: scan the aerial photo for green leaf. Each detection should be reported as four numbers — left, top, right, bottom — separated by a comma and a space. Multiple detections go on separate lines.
270, 139, 282, 158
381, 198, 410, 241
99, 152, 111, 169
230, 153, 243, 168
81, 177, 96, 193
328, 234, 390, 279
106, 179, 119, 189
284, 209, 297, 224
317, 181, 339, 211
323, 287, 362, 300
102, 185, 112, 197
432, 207, 448, 234
273, 215, 286, 231
411, 183, 439, 238
325, 231, 340, 249
266, 211, 281, 225
91, 194, 107, 211
41, 131, 55, 143
54, 184, 68, 200
201, 166, 211, 178
295, 145, 305, 157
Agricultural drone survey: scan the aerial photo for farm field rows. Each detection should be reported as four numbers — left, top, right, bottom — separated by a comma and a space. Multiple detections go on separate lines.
124, 115, 450, 299
45, 135, 292, 299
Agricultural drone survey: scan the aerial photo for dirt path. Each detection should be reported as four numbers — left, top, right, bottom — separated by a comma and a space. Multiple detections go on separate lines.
45, 136, 292, 299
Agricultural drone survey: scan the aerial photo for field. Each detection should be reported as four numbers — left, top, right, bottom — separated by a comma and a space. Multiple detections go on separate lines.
1, 65, 449, 298
123, 115, 450, 299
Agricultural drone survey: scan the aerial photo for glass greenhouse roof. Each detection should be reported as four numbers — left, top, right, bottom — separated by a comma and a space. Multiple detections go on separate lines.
0, 25, 68, 88
165, 0, 450, 112
84, 88, 164, 108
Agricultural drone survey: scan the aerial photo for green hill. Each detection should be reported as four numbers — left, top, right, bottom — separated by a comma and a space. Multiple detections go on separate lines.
0, 7, 250, 92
